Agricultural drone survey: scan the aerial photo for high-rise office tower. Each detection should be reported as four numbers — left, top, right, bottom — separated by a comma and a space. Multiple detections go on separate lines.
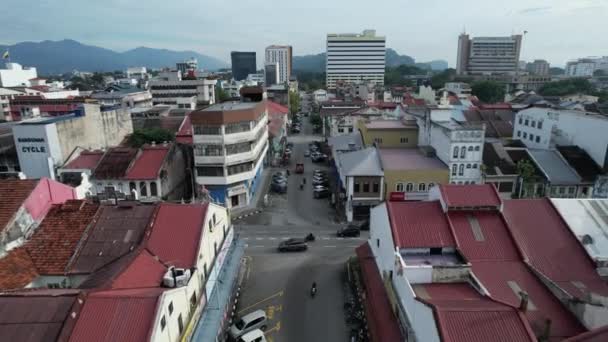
325, 30, 386, 89
264, 62, 279, 86
231, 52, 257, 81
456, 33, 523, 75
265, 45, 292, 84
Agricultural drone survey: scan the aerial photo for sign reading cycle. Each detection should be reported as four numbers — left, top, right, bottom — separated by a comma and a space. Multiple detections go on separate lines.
18, 137, 47, 153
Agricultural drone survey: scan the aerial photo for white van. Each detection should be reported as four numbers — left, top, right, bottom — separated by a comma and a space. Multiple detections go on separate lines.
237, 329, 267, 342
229, 309, 267, 340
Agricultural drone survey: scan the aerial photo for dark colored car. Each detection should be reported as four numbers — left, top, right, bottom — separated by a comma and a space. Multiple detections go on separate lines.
337, 226, 361, 237
271, 182, 287, 194
278, 238, 308, 252
313, 188, 330, 199
350, 219, 370, 231
312, 180, 329, 187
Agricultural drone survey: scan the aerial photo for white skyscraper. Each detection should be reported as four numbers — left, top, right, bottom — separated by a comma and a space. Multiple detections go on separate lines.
325, 30, 386, 89
456, 33, 523, 75
265, 45, 292, 84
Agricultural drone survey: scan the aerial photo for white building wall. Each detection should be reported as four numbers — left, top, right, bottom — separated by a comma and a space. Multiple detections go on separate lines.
0, 63, 37, 87
12, 123, 62, 179
514, 107, 608, 168
369, 203, 396, 275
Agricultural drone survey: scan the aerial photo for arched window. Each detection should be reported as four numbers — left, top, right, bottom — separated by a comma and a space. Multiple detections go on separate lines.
453, 146, 459, 158
451, 164, 457, 176
140, 182, 148, 196
396, 183, 404, 192
129, 182, 136, 192
150, 182, 158, 197
468, 146, 474, 151
406, 183, 414, 192
459, 164, 465, 176
460, 148, 466, 159
467, 164, 472, 169
475, 146, 480, 151
428, 183, 435, 189
418, 183, 426, 192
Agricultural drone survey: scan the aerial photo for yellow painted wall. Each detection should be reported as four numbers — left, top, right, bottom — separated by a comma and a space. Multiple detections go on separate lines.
383, 169, 449, 199
357, 121, 418, 148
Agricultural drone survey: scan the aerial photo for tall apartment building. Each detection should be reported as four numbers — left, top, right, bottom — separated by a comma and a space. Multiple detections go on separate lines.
456, 33, 523, 75
527, 59, 550, 75
265, 45, 293, 84
326, 30, 386, 90
191, 101, 268, 208
264, 62, 279, 86
231, 52, 257, 81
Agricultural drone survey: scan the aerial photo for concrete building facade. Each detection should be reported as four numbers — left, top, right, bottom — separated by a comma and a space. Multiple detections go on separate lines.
191, 101, 268, 208
456, 34, 523, 75
326, 30, 386, 89
149, 71, 216, 108
0, 63, 37, 87
264, 62, 279, 86
265, 45, 292, 84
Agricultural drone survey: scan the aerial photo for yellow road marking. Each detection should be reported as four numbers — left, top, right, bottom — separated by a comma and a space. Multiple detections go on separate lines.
238, 290, 284, 314
265, 321, 281, 334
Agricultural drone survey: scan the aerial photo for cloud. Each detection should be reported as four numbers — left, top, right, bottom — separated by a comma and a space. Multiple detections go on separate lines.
518, 6, 552, 14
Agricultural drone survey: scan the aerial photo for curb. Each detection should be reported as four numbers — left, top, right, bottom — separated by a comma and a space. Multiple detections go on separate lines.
233, 209, 263, 221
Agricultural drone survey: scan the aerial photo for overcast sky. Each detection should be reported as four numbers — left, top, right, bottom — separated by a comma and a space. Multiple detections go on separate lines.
1, 0, 607, 67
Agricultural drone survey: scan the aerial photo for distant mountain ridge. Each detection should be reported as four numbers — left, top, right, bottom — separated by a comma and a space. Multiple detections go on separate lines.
0, 39, 228, 74
293, 48, 447, 72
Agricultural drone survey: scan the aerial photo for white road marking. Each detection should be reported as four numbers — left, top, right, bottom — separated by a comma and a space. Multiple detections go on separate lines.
269, 237, 276, 240
243, 237, 250, 240
323, 245, 337, 248
322, 237, 330, 240
256, 237, 264, 241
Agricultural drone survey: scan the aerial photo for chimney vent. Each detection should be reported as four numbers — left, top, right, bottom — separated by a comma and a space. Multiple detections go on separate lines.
519, 291, 529, 312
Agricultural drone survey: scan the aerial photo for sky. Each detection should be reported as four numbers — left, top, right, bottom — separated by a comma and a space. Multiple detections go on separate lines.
1, 0, 607, 67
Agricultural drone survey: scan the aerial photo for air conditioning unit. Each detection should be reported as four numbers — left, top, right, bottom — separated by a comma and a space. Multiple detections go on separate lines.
162, 266, 192, 288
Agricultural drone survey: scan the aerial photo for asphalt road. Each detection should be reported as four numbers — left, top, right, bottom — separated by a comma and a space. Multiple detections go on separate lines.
234, 99, 366, 342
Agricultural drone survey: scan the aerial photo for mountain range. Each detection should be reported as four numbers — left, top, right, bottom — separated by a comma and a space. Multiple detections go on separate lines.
0, 39, 448, 75
0, 39, 228, 74
293, 48, 447, 72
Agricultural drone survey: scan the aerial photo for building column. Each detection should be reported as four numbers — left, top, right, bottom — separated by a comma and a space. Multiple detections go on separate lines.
156, 180, 162, 197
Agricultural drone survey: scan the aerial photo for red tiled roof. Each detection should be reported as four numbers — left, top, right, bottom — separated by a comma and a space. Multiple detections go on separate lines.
503, 199, 608, 299
0, 248, 38, 290
0, 179, 37, 231
69, 288, 163, 342
356, 243, 404, 342
175, 113, 193, 145
266, 100, 288, 115
439, 184, 502, 208
565, 325, 608, 342
64, 151, 105, 170
124, 144, 170, 180
473, 261, 586, 340
415, 283, 535, 342
387, 201, 455, 248
448, 212, 521, 262
111, 249, 166, 289
147, 203, 208, 268
25, 201, 99, 275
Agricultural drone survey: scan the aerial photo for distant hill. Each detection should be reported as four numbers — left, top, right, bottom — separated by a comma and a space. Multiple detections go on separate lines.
293, 48, 419, 72
423, 60, 449, 71
0, 39, 228, 74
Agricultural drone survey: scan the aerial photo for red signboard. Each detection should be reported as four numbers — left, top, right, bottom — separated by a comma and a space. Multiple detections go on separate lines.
389, 192, 406, 201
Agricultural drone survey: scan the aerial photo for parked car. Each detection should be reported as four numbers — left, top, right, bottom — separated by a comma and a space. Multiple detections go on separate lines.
271, 182, 287, 193
349, 219, 370, 231
312, 180, 329, 187
229, 310, 268, 340
237, 329, 267, 342
278, 238, 308, 252
337, 226, 361, 237
313, 188, 330, 199
304, 150, 310, 157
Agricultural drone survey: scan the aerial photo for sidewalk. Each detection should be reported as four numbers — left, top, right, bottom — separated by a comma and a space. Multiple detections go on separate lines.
230, 166, 273, 219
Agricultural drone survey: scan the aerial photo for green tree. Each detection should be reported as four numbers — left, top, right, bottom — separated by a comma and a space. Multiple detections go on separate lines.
309, 113, 322, 126
430, 68, 456, 89
128, 128, 174, 148
471, 81, 506, 103
538, 78, 595, 96
216, 86, 231, 102
593, 69, 606, 77
289, 91, 300, 115
516, 159, 536, 198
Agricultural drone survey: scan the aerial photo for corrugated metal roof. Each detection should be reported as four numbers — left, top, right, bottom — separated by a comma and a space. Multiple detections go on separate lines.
565, 325, 608, 341
448, 212, 520, 262
110, 249, 166, 289
439, 184, 502, 208
337, 147, 383, 177
147, 203, 208, 269
69, 204, 156, 274
124, 144, 170, 180
550, 199, 608, 267
68, 288, 162, 342
414, 283, 535, 342
92, 147, 138, 180
473, 261, 586, 340
0, 291, 80, 342
379, 148, 447, 171
64, 151, 105, 170
503, 199, 608, 299
356, 243, 404, 342
528, 149, 582, 185
388, 201, 456, 248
